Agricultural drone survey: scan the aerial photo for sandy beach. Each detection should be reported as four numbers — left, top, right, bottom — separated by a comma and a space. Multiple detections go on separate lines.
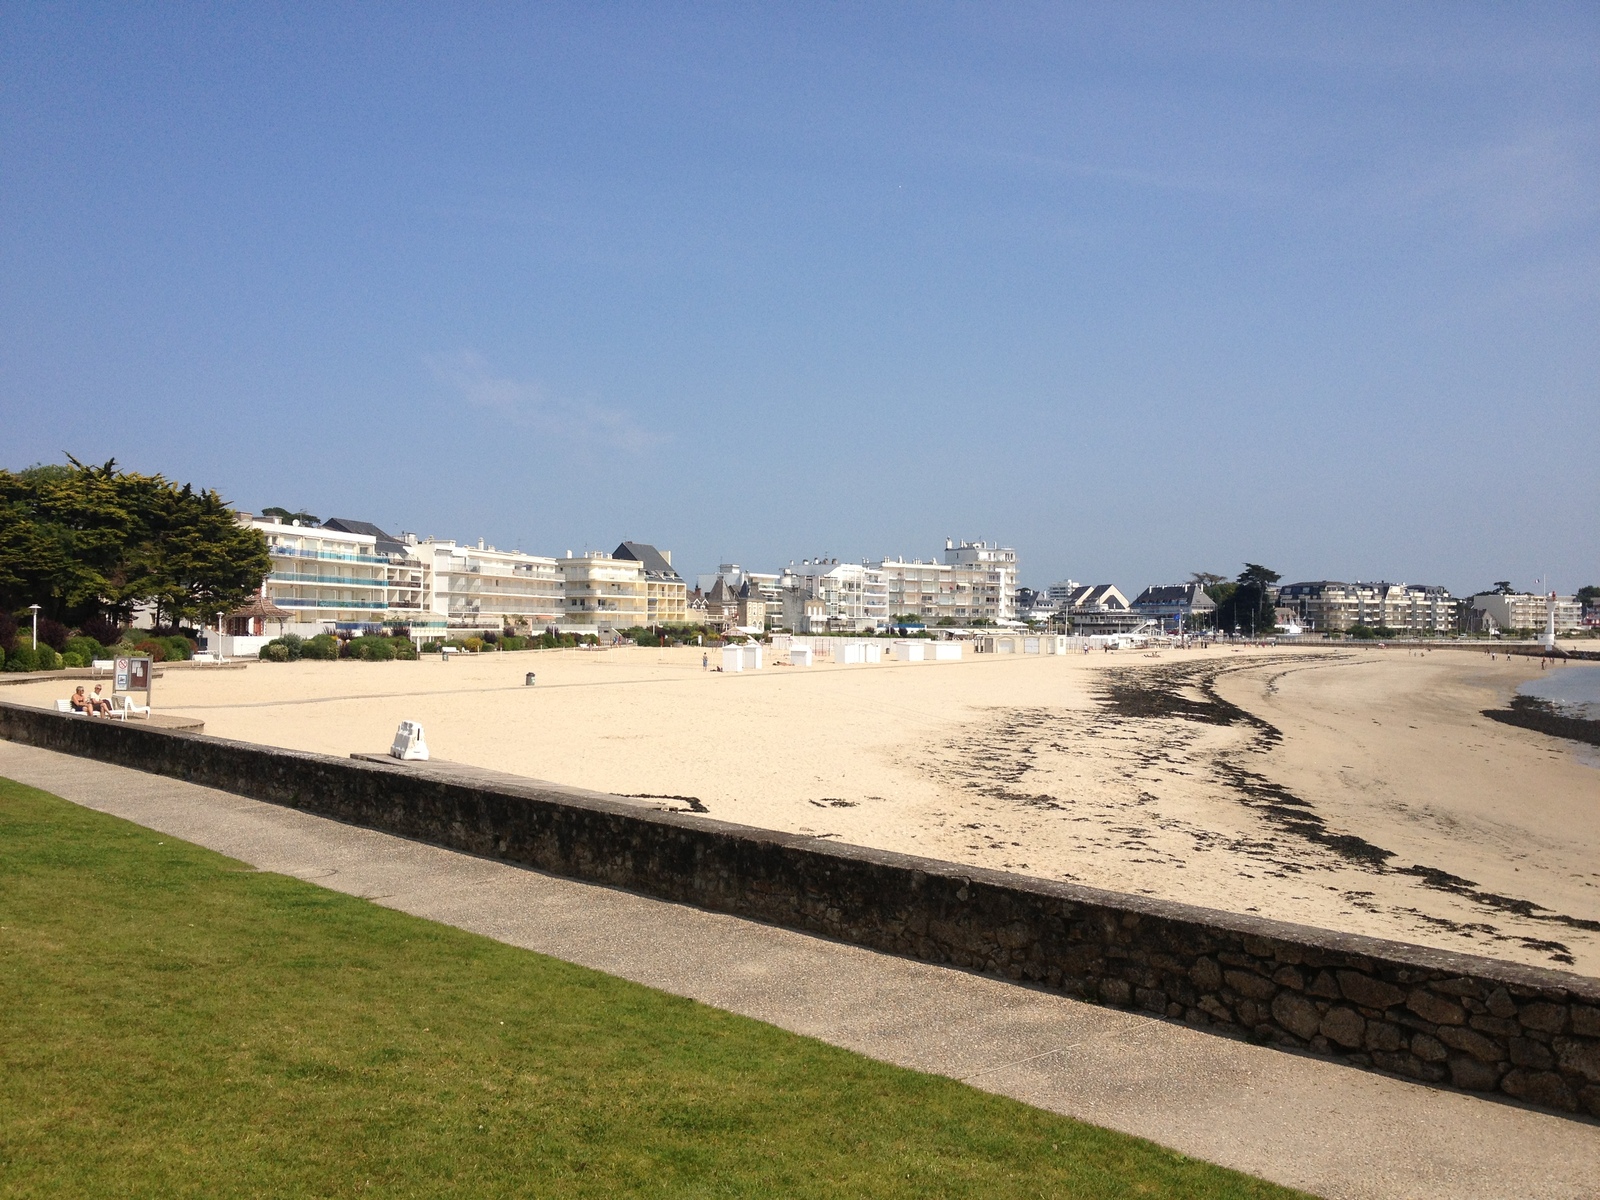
7, 644, 1597, 973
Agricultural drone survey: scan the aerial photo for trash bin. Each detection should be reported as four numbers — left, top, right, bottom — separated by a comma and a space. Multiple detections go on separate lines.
525, 672, 536, 687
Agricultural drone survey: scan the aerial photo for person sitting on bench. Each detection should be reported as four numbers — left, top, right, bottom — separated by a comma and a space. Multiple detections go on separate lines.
69, 686, 98, 716
90, 683, 114, 716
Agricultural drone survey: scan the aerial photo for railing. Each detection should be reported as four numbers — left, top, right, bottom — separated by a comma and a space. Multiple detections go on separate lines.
269, 571, 387, 588
274, 598, 388, 611
269, 547, 390, 565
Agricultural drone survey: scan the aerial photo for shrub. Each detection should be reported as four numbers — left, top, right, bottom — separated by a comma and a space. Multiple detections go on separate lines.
33, 645, 62, 670
300, 634, 339, 661
347, 636, 397, 662
79, 614, 121, 647
0, 613, 17, 654
65, 636, 107, 663
3, 646, 37, 672
390, 637, 418, 661
132, 639, 167, 662
501, 636, 525, 651
36, 617, 70, 652
463, 636, 484, 653
158, 636, 194, 662
420, 641, 443, 654
258, 634, 306, 662
60, 651, 85, 668
482, 631, 499, 646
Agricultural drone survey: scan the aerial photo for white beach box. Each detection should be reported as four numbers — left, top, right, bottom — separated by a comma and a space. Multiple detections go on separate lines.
893, 641, 925, 662
839, 642, 865, 664
933, 642, 962, 661
741, 644, 764, 670
863, 642, 883, 663
789, 646, 813, 666
721, 646, 744, 672
390, 720, 430, 761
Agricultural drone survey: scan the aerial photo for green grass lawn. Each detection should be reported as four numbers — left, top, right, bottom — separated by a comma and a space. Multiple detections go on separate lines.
0, 776, 1304, 1199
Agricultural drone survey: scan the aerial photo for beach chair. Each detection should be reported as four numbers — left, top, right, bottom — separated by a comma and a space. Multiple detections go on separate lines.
111, 695, 150, 718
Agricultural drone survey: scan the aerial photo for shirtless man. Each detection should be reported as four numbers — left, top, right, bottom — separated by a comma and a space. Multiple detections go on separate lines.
69, 686, 98, 716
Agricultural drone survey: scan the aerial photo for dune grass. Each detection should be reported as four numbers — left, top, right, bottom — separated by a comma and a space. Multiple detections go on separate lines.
0, 776, 1303, 1198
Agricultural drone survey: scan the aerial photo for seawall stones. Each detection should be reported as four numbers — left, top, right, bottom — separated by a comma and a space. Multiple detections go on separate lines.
2, 699, 1598, 1120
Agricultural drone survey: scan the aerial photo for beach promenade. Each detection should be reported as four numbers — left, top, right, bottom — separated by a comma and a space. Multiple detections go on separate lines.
2, 738, 1595, 1200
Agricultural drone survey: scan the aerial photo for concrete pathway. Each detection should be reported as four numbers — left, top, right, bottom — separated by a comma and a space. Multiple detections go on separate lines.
2, 740, 1596, 1200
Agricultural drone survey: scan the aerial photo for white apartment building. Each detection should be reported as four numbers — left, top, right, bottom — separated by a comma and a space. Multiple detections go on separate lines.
247, 515, 397, 635
874, 539, 1019, 624
559, 552, 647, 630
778, 559, 887, 632
613, 542, 688, 625
878, 558, 957, 622
941, 539, 1018, 623
414, 538, 563, 634
1276, 582, 1458, 634
1469, 592, 1584, 635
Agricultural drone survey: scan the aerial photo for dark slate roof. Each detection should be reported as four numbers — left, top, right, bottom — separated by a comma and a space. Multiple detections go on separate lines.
613, 541, 680, 579
1131, 584, 1216, 610
706, 577, 732, 603
321, 517, 406, 557
1277, 581, 1347, 593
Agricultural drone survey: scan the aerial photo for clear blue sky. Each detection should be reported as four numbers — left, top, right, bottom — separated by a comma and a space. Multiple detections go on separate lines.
3, 4, 1596, 594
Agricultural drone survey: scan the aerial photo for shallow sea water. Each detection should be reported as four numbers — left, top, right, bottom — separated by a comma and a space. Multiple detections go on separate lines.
1518, 662, 1600, 720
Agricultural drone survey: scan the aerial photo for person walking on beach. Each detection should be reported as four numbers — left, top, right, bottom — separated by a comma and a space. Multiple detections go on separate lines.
702, 652, 709, 671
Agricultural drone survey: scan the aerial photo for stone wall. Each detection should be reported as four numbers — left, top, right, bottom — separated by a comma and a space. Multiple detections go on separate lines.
3, 699, 1597, 1119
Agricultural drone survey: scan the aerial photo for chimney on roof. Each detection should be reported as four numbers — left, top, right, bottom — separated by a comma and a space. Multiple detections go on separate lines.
478, 538, 485, 550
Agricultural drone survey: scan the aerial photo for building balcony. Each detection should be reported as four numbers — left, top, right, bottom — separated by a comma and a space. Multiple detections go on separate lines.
275, 598, 389, 611
270, 571, 387, 588
270, 547, 390, 565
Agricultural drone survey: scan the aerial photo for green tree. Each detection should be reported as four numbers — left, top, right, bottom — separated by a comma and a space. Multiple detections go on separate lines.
1575, 585, 1598, 609
142, 485, 273, 627
1189, 572, 1228, 629
0, 457, 270, 628
1214, 563, 1280, 636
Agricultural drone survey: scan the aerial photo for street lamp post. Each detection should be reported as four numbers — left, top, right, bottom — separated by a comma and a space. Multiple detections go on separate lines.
29, 604, 40, 650
217, 611, 226, 661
